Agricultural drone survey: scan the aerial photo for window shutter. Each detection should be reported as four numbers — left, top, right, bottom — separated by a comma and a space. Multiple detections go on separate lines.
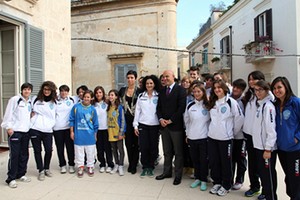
254, 16, 259, 41
266, 9, 272, 40
220, 39, 223, 54
225, 36, 230, 54
26, 25, 44, 95
115, 64, 137, 90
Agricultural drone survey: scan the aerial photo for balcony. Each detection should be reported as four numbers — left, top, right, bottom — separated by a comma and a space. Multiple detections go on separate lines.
243, 40, 275, 64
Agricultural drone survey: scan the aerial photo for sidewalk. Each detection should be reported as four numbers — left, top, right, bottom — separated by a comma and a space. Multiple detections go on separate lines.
0, 146, 288, 200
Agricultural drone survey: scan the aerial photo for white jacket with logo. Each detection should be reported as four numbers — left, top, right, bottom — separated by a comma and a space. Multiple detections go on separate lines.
133, 91, 159, 129
252, 95, 277, 151
1, 95, 32, 132
184, 99, 210, 140
53, 96, 74, 131
94, 101, 108, 130
208, 96, 244, 141
31, 96, 56, 133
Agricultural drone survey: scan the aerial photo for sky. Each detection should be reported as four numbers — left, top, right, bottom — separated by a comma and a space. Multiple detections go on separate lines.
177, 0, 234, 47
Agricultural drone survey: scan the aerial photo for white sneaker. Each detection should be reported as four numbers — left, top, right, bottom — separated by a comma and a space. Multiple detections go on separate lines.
232, 182, 243, 190
19, 176, 31, 182
118, 165, 124, 176
8, 180, 17, 188
217, 186, 230, 196
38, 171, 45, 181
99, 167, 105, 173
210, 184, 221, 194
60, 166, 67, 174
110, 165, 118, 174
106, 167, 112, 173
69, 166, 75, 174
45, 170, 53, 177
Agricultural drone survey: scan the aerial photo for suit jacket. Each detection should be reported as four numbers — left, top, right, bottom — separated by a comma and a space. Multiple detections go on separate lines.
157, 83, 186, 131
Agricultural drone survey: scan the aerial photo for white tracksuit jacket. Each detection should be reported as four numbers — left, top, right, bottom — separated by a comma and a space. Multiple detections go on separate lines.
208, 96, 244, 141
252, 95, 277, 151
184, 99, 210, 140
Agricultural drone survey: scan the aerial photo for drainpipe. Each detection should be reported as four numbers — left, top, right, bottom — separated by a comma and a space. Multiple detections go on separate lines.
229, 25, 233, 84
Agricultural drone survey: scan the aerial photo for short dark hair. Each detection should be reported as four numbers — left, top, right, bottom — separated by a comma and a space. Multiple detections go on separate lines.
59, 85, 70, 92
83, 89, 94, 99
21, 82, 33, 92
204, 74, 214, 82
232, 79, 247, 91
76, 85, 88, 95
126, 70, 137, 79
189, 66, 199, 74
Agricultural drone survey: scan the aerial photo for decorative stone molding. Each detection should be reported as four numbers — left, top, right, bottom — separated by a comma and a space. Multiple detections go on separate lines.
108, 52, 144, 60
25, 0, 38, 5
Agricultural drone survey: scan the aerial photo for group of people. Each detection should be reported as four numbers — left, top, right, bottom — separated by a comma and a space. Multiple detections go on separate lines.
1, 68, 299, 200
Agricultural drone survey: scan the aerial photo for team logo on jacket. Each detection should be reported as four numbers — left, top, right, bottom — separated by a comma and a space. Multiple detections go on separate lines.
85, 113, 92, 121
101, 103, 106, 109
202, 109, 208, 116
66, 101, 71, 106
221, 106, 227, 114
153, 98, 158, 104
112, 111, 117, 117
28, 105, 32, 112
283, 110, 291, 120
49, 103, 54, 110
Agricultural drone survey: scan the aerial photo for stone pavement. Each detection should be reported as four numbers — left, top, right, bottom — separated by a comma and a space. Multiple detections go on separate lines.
0, 145, 289, 200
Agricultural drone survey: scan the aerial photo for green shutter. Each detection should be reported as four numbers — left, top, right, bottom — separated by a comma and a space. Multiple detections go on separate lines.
25, 25, 44, 95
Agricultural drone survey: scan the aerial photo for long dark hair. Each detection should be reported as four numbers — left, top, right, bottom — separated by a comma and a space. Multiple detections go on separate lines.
141, 75, 161, 93
192, 83, 209, 108
107, 89, 121, 111
93, 86, 106, 104
243, 71, 265, 106
271, 76, 295, 107
36, 81, 57, 102
207, 79, 229, 110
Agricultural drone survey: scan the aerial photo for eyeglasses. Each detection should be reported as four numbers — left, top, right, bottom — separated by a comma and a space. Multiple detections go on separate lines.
254, 88, 265, 93
43, 88, 51, 91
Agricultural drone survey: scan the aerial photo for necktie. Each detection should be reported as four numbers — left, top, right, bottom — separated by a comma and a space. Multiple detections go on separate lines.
166, 87, 171, 95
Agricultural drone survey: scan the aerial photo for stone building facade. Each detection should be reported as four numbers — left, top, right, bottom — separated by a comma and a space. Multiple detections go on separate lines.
71, 0, 178, 91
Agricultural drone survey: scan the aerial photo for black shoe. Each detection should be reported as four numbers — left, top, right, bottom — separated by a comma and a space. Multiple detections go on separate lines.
127, 166, 132, 173
131, 168, 137, 174
173, 177, 181, 185
155, 174, 172, 180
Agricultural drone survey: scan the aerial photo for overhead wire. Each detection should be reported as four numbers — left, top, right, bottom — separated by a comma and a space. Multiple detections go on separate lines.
71, 37, 300, 57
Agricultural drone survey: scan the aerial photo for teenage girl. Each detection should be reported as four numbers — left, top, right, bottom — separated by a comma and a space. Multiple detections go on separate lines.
93, 86, 114, 173
243, 71, 268, 198
271, 77, 300, 200
184, 83, 210, 191
1, 83, 33, 188
30, 81, 57, 181
70, 90, 99, 178
53, 85, 75, 174
252, 80, 277, 200
207, 79, 244, 196
107, 89, 126, 176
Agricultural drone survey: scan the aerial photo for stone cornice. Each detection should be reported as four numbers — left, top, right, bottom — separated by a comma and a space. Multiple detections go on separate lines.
108, 52, 144, 59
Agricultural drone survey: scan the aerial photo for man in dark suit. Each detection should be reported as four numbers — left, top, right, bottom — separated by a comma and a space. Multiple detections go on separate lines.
156, 70, 186, 185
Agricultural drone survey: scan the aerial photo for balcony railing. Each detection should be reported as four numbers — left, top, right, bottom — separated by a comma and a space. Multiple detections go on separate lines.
244, 40, 275, 64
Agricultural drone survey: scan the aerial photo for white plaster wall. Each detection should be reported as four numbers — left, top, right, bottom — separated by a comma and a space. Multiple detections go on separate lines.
212, 0, 300, 95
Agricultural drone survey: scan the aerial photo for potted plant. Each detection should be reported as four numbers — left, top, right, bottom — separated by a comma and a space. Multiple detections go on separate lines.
211, 56, 220, 63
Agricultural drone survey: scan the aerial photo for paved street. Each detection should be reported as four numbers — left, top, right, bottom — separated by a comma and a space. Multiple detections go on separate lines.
0, 142, 289, 200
